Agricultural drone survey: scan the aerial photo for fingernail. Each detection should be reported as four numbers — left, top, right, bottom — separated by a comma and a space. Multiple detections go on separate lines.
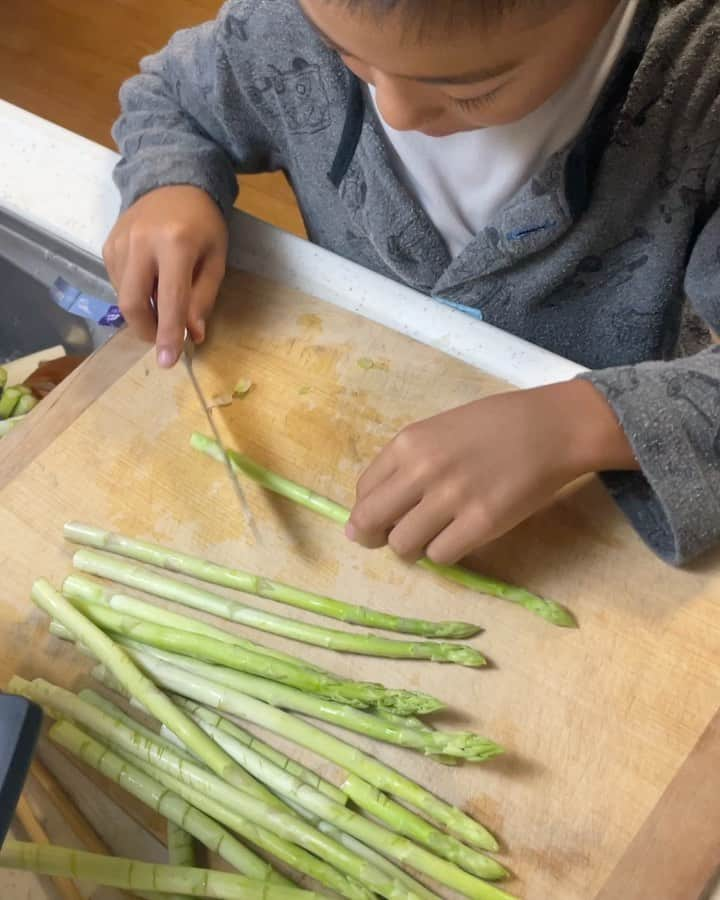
345, 523, 357, 541
157, 347, 176, 368
195, 320, 206, 343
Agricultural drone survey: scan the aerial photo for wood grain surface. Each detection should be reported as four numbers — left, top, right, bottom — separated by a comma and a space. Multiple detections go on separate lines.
1, 269, 719, 899
595, 707, 720, 900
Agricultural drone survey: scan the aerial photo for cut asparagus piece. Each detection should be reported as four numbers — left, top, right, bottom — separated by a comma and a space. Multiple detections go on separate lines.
191, 432, 576, 627
123, 644, 502, 761
172, 698, 347, 805
11, 678, 387, 900
0, 841, 317, 900
101, 651, 500, 848
64, 573, 328, 674
30, 579, 270, 801
195, 714, 512, 896
72, 549, 487, 666
342, 775, 502, 879
49, 719, 286, 884
64, 523, 482, 638
0, 367, 6, 390
0, 386, 21, 419
12, 393, 38, 416
68, 592, 442, 714
0, 414, 27, 437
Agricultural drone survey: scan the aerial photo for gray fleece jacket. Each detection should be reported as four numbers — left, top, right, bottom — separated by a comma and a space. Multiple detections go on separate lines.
113, 0, 720, 565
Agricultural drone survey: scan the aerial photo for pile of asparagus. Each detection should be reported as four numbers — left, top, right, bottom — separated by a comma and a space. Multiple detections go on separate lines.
3, 521, 522, 900
0, 366, 37, 436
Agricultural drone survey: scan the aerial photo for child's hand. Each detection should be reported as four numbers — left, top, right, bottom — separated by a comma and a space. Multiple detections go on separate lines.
346, 380, 638, 565
103, 186, 229, 367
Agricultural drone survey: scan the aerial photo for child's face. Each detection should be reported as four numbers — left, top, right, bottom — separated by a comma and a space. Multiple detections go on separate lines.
299, 0, 622, 136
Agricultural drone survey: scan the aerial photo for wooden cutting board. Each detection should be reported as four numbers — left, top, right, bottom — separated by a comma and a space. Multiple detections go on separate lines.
1, 268, 719, 900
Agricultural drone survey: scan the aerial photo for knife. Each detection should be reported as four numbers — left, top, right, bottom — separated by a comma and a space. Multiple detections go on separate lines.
182, 334, 262, 544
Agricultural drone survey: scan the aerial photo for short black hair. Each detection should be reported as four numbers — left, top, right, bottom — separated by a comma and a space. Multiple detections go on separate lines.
331, 0, 565, 32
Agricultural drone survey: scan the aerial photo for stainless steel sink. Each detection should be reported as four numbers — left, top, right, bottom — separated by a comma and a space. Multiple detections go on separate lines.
0, 208, 115, 364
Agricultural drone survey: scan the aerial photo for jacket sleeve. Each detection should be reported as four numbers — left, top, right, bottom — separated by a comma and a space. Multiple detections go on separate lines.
581, 202, 720, 564
112, 5, 278, 218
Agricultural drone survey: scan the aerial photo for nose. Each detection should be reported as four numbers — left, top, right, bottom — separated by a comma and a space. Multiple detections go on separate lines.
372, 71, 441, 132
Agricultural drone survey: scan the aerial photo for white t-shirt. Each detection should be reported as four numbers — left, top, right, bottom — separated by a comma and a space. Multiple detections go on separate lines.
369, 0, 639, 258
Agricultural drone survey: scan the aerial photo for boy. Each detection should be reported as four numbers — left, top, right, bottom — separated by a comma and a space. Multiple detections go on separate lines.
104, 0, 720, 568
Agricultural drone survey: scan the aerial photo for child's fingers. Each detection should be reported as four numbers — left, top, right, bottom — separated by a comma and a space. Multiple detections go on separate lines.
425, 512, 496, 566
187, 255, 225, 344
387, 498, 454, 563
156, 251, 194, 368
347, 474, 421, 547
117, 251, 158, 343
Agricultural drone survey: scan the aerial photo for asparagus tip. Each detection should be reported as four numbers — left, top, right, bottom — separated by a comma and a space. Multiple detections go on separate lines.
380, 692, 444, 716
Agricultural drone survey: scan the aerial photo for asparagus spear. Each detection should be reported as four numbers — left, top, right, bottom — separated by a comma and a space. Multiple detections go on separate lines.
372, 709, 459, 766
30, 579, 271, 801
342, 775, 503, 881
191, 432, 576, 628
49, 719, 286, 884
0, 366, 6, 390
64, 522, 481, 639
72, 549, 487, 666
0, 841, 318, 900
317, 824, 440, 900
12, 678, 390, 900
78, 688, 195, 768
68, 593, 442, 714
75, 690, 367, 900
195, 714, 513, 896
63, 573, 328, 675
123, 644, 502, 761
171, 699, 347, 805
80, 688, 196, 763
104, 651, 500, 848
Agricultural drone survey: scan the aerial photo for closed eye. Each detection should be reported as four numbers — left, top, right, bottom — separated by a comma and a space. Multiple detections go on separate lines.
452, 86, 504, 111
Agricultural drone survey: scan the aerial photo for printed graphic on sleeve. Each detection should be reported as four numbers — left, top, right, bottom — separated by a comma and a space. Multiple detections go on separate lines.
664, 370, 720, 461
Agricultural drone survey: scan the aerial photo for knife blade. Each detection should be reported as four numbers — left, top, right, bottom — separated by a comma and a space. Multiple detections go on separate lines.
182, 335, 262, 544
